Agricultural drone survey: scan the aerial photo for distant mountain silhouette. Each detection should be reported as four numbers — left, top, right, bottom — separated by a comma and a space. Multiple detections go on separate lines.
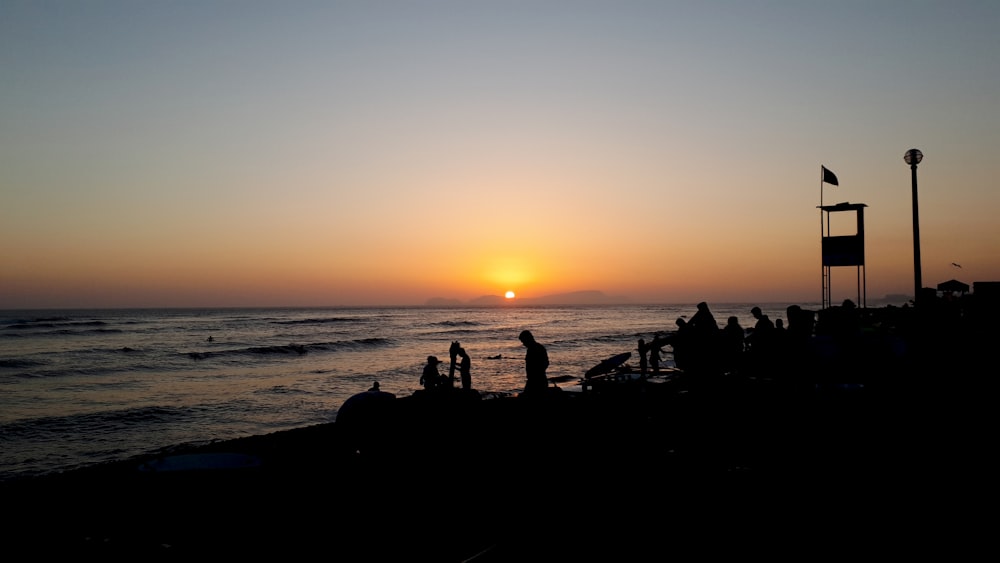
424, 297, 465, 307
468, 295, 506, 306
522, 290, 631, 305
425, 290, 630, 307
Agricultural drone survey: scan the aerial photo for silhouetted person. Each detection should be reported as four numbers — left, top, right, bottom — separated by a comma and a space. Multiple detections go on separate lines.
690, 301, 719, 332
448, 341, 461, 388
773, 318, 788, 363
747, 306, 775, 343
637, 338, 648, 376
784, 305, 815, 366
774, 304, 815, 388
647, 332, 667, 374
670, 318, 691, 371
420, 356, 444, 390
687, 301, 721, 373
721, 316, 745, 374
518, 330, 549, 396
785, 304, 815, 343
829, 299, 862, 366
368, 381, 381, 392
746, 306, 775, 373
457, 347, 472, 390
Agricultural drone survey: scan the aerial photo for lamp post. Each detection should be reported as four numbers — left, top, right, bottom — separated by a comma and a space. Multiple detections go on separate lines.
904, 148, 923, 305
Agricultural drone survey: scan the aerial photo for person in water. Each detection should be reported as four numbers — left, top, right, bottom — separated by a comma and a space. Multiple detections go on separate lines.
518, 330, 549, 395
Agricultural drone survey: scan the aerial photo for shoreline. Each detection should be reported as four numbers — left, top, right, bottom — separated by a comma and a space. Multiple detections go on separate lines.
2, 372, 971, 560
4, 300, 992, 560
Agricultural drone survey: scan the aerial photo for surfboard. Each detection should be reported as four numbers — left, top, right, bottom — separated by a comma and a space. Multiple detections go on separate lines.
547, 374, 580, 384
585, 352, 632, 378
137, 452, 262, 473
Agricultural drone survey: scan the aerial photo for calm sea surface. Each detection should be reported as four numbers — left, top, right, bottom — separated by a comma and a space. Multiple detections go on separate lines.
0, 303, 816, 482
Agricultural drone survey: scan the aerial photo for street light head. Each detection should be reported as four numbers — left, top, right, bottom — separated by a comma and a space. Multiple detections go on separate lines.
904, 148, 923, 166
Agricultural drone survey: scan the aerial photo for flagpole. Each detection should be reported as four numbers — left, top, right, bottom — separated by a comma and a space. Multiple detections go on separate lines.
820, 166, 825, 308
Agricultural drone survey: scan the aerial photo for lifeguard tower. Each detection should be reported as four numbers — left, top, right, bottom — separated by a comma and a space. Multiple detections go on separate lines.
819, 202, 867, 309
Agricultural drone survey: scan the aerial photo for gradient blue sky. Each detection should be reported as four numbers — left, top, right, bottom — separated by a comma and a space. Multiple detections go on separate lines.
3, 1, 999, 308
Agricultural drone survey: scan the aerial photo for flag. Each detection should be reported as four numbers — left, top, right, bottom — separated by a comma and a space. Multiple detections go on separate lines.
822, 166, 839, 186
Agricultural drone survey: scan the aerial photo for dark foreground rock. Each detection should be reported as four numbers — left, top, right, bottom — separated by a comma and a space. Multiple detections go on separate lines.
0, 373, 983, 561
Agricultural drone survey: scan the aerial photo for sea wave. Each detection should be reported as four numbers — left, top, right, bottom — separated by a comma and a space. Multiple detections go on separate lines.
0, 404, 208, 481
0, 358, 47, 369
0, 316, 72, 326
3, 319, 107, 330
272, 317, 361, 325
186, 337, 394, 360
2, 305, 772, 482
2, 327, 123, 337
258, 385, 310, 396
433, 320, 482, 327
1, 405, 190, 440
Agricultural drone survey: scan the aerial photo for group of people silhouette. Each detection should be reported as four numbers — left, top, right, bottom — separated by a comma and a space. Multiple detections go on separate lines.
416, 301, 854, 397
417, 303, 818, 397
420, 340, 473, 391
633, 301, 823, 384
420, 330, 551, 397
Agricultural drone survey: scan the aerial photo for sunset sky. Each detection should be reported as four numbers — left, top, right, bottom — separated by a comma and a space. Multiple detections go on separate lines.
3, 1, 999, 308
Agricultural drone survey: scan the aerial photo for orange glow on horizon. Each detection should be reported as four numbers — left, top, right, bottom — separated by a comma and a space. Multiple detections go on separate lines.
3, 5, 1000, 311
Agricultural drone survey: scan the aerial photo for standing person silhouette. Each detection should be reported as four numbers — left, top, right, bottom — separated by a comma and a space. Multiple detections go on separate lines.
518, 330, 549, 396
637, 338, 648, 377
721, 316, 746, 374
690, 301, 719, 332
448, 341, 461, 388
671, 318, 691, 371
688, 301, 721, 374
746, 306, 776, 374
747, 306, 775, 351
457, 347, 472, 390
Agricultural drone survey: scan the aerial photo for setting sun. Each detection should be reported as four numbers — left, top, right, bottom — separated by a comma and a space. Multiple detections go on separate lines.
505, 291, 516, 299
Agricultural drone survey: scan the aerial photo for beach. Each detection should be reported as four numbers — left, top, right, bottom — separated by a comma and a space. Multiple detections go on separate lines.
3, 366, 978, 561
1, 304, 815, 482
0, 379, 838, 559
2, 300, 991, 560
5, 3, 998, 558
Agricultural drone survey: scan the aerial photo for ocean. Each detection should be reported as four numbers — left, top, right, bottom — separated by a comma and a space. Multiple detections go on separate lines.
0, 303, 816, 482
